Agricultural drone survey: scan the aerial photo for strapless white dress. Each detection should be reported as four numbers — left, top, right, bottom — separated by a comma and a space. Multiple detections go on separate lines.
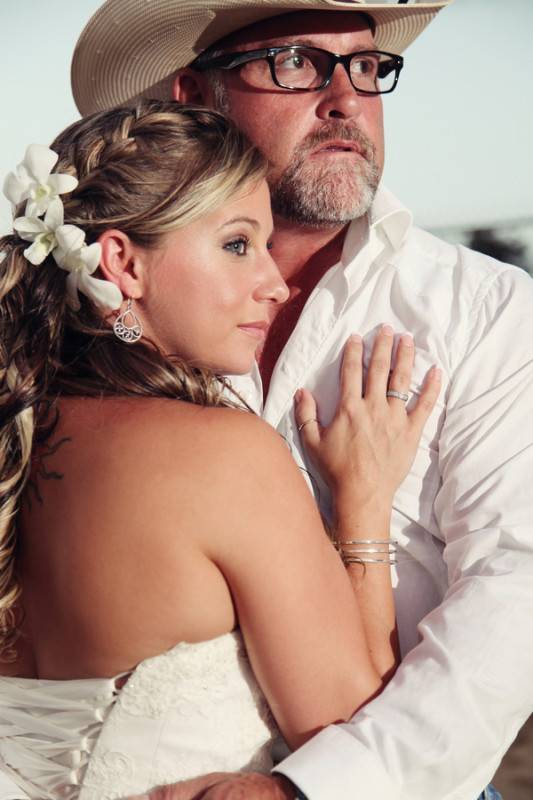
0, 631, 279, 799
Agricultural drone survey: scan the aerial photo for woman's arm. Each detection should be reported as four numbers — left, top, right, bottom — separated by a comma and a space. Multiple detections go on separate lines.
294, 327, 440, 681
202, 329, 439, 750
202, 412, 381, 751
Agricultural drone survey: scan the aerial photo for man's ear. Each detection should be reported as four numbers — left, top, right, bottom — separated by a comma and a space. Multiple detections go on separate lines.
97, 229, 145, 300
173, 68, 210, 104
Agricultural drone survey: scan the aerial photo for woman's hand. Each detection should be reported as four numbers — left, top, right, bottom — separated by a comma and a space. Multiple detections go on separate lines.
294, 325, 441, 522
295, 325, 439, 679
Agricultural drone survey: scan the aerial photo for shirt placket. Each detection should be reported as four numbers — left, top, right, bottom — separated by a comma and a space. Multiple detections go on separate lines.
264, 228, 387, 433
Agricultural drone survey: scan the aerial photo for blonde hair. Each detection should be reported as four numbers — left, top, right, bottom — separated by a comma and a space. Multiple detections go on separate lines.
0, 100, 267, 656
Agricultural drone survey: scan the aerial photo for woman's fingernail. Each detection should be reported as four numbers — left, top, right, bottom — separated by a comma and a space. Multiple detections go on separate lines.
432, 366, 442, 380
382, 324, 394, 336
294, 389, 302, 402
350, 333, 362, 344
401, 332, 414, 347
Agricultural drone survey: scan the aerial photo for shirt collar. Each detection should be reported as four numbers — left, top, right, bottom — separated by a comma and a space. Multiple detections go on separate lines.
369, 185, 413, 251
342, 185, 413, 268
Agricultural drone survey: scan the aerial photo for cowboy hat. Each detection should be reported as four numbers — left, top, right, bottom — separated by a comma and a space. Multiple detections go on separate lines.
71, 0, 451, 116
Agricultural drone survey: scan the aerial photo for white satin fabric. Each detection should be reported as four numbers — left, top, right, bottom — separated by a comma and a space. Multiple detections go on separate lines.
0, 632, 278, 799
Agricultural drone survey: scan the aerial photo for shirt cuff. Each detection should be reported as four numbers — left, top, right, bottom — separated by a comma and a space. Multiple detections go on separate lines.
274, 725, 400, 800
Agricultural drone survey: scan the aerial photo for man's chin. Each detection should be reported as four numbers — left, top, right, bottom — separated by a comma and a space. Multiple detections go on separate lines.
271, 175, 378, 228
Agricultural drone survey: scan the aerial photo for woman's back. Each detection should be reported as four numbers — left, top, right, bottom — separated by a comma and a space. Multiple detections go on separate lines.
16, 397, 261, 680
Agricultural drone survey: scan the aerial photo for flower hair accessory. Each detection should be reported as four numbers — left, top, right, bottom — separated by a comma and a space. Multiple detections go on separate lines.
3, 145, 123, 312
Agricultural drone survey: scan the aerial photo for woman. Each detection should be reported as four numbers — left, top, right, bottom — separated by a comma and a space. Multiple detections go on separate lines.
0, 101, 439, 799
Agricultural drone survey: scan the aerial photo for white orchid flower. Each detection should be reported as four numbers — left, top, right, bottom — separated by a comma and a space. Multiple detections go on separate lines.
3, 144, 78, 217
12, 197, 64, 265
53, 225, 123, 312
5, 142, 122, 314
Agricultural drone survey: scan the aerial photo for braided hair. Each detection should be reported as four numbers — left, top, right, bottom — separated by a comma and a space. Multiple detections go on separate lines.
0, 100, 267, 656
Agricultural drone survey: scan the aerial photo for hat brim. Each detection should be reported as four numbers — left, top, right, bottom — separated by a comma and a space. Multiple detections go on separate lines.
71, 0, 451, 116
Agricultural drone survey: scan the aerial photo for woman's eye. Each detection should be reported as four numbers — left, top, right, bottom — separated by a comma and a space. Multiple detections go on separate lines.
224, 237, 249, 256
266, 240, 274, 251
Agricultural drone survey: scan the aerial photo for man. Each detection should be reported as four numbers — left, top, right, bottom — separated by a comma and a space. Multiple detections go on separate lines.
1, 2, 530, 798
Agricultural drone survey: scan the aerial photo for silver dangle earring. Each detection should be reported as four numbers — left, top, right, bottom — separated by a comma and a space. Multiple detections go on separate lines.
113, 298, 143, 344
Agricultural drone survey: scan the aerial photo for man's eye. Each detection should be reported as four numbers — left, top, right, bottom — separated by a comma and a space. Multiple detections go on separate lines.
279, 55, 308, 70
352, 57, 377, 76
224, 237, 249, 256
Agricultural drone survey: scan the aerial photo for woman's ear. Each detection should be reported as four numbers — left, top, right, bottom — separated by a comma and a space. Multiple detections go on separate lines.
97, 229, 146, 300
173, 68, 210, 105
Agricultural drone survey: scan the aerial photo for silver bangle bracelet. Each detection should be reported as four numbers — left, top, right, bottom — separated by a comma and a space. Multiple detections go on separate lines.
342, 555, 397, 565
335, 538, 397, 566
337, 539, 396, 547
341, 546, 395, 554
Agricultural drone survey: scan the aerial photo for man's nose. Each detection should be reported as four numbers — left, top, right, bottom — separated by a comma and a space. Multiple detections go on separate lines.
315, 62, 363, 121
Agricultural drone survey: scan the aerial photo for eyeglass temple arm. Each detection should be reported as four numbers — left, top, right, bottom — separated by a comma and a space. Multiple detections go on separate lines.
193, 49, 269, 71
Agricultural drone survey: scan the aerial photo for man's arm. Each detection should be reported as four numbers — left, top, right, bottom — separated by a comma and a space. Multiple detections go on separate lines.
275, 262, 533, 799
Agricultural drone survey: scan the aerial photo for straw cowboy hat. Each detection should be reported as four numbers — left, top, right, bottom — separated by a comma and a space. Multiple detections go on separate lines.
71, 0, 451, 116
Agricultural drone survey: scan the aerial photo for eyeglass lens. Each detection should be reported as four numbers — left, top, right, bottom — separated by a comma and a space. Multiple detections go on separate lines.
271, 48, 397, 93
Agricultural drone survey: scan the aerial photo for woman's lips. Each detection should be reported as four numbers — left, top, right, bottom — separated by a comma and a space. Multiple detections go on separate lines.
238, 321, 269, 340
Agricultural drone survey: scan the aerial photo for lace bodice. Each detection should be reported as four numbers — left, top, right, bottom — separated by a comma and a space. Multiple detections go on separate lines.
0, 631, 279, 799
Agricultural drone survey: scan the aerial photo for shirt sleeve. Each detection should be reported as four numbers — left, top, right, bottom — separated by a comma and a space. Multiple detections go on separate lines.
276, 262, 533, 800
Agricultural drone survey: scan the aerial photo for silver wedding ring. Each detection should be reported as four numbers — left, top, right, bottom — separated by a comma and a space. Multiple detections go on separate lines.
386, 389, 409, 402
297, 418, 318, 432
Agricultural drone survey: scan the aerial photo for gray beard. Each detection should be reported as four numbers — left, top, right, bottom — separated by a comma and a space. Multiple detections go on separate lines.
269, 122, 380, 228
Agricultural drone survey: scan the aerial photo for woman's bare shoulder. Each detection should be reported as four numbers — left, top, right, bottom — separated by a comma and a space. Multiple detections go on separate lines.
54, 395, 293, 495
57, 394, 264, 440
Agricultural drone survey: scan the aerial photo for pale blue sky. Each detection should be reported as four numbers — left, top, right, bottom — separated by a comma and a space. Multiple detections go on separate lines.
1, 0, 532, 234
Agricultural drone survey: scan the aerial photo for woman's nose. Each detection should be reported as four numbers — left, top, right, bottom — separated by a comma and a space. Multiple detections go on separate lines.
258, 254, 290, 305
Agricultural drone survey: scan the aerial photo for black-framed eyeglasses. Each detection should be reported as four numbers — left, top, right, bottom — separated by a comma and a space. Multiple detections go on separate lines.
193, 46, 404, 95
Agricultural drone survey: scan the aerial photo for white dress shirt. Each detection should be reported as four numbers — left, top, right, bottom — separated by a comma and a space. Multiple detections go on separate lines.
233, 187, 533, 800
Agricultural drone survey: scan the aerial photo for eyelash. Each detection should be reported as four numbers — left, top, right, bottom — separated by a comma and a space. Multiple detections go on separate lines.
224, 236, 249, 256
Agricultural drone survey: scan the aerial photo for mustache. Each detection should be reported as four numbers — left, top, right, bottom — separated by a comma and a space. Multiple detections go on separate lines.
296, 123, 376, 162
